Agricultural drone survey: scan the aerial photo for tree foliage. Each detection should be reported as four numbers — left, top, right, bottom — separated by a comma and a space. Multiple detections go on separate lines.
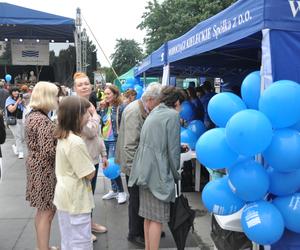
110, 39, 144, 76
49, 36, 97, 86
138, 0, 237, 54
100, 67, 115, 83
50, 45, 76, 86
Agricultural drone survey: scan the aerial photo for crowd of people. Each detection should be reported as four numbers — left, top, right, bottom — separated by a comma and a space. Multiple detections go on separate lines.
0, 73, 216, 250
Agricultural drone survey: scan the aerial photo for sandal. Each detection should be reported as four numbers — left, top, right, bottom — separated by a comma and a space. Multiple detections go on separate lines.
92, 223, 108, 233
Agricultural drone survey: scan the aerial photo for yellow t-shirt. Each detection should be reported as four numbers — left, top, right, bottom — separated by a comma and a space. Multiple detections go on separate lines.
53, 132, 95, 214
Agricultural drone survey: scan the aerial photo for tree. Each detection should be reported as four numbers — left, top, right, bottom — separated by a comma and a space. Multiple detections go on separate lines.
0, 41, 11, 65
86, 38, 97, 83
100, 67, 115, 83
138, 0, 237, 54
49, 35, 98, 86
110, 39, 144, 76
49, 45, 76, 85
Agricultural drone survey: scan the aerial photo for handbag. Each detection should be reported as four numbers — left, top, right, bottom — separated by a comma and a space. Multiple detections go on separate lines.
6, 116, 17, 126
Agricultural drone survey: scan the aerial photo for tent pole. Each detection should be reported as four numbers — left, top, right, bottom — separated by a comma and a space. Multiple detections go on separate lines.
143, 72, 146, 88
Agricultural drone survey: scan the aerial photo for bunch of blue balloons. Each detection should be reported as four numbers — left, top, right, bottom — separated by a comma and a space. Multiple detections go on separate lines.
120, 78, 144, 100
195, 71, 300, 245
180, 120, 206, 150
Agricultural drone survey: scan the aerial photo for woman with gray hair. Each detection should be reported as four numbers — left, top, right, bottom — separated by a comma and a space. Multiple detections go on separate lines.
129, 86, 186, 250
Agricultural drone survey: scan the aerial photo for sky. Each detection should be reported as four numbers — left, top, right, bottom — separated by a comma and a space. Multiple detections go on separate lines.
5, 0, 152, 66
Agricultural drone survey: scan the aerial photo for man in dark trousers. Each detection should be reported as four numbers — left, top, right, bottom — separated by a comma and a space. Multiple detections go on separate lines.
115, 83, 162, 247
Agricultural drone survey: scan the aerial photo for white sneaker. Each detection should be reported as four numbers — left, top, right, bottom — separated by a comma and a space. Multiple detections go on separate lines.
18, 152, 24, 159
102, 190, 118, 200
117, 192, 127, 204
12, 144, 18, 155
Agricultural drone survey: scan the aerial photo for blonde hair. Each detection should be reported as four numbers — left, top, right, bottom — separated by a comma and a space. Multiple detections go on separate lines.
29, 81, 58, 111
73, 72, 90, 86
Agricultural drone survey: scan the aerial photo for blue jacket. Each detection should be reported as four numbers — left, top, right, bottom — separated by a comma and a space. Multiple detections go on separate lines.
99, 104, 125, 139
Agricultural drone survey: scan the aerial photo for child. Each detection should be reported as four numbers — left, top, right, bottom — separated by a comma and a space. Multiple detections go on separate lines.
53, 96, 96, 250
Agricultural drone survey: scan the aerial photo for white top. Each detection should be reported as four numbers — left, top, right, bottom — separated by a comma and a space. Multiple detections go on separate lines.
53, 132, 95, 214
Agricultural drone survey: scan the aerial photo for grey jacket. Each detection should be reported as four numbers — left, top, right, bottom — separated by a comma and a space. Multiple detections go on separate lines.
115, 100, 147, 176
128, 103, 181, 202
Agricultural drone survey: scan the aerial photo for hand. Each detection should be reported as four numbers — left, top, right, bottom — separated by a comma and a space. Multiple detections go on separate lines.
16, 97, 22, 104
102, 157, 108, 169
88, 102, 97, 116
181, 144, 190, 153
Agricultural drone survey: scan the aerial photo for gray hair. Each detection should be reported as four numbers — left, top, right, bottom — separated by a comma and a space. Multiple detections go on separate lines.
141, 82, 162, 101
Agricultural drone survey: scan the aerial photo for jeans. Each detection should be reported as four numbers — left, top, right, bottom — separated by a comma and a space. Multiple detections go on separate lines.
126, 175, 144, 238
104, 140, 124, 193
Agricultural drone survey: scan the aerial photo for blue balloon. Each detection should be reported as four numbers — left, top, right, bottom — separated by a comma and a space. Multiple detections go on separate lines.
196, 128, 239, 170
273, 193, 300, 233
289, 119, 300, 131
208, 92, 246, 127
267, 167, 300, 196
187, 120, 206, 138
230, 155, 255, 169
228, 160, 269, 202
121, 83, 131, 92
202, 176, 245, 215
180, 128, 198, 150
134, 84, 143, 99
263, 129, 300, 172
5, 74, 12, 82
241, 201, 284, 245
103, 158, 121, 180
126, 78, 136, 87
259, 80, 300, 129
180, 127, 186, 133
180, 101, 196, 122
241, 71, 261, 109
225, 109, 273, 156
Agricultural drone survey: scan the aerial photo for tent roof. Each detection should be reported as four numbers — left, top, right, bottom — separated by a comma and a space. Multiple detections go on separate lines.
0, 3, 75, 42
119, 67, 135, 80
135, 0, 300, 77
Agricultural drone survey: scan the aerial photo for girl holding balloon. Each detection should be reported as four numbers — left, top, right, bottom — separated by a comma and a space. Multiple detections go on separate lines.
100, 85, 127, 204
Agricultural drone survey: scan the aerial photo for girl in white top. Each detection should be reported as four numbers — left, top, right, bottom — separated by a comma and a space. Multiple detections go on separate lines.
53, 96, 95, 250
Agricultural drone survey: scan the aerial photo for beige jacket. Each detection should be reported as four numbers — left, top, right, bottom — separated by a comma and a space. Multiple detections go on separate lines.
115, 100, 147, 176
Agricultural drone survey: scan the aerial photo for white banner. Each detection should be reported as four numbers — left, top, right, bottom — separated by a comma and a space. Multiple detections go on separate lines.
11, 39, 49, 65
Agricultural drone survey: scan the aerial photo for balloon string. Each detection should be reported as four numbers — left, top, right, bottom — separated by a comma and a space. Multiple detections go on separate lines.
81, 15, 120, 82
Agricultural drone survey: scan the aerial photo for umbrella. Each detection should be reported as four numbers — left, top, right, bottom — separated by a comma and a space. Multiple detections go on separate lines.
168, 193, 196, 250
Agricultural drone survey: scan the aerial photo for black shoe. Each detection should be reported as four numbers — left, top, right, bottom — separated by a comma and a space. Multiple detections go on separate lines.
127, 236, 145, 247
161, 231, 166, 238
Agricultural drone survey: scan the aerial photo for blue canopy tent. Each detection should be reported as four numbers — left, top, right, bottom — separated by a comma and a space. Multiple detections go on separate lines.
135, 44, 167, 77
135, 0, 300, 87
0, 2, 75, 42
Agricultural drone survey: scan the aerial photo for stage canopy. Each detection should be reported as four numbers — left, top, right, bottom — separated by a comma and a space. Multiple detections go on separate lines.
0, 3, 75, 42
135, 0, 300, 86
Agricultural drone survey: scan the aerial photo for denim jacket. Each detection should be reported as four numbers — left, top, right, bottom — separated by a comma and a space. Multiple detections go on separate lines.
99, 104, 125, 139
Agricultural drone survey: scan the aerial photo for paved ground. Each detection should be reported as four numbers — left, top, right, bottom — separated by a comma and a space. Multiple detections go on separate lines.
0, 130, 215, 250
